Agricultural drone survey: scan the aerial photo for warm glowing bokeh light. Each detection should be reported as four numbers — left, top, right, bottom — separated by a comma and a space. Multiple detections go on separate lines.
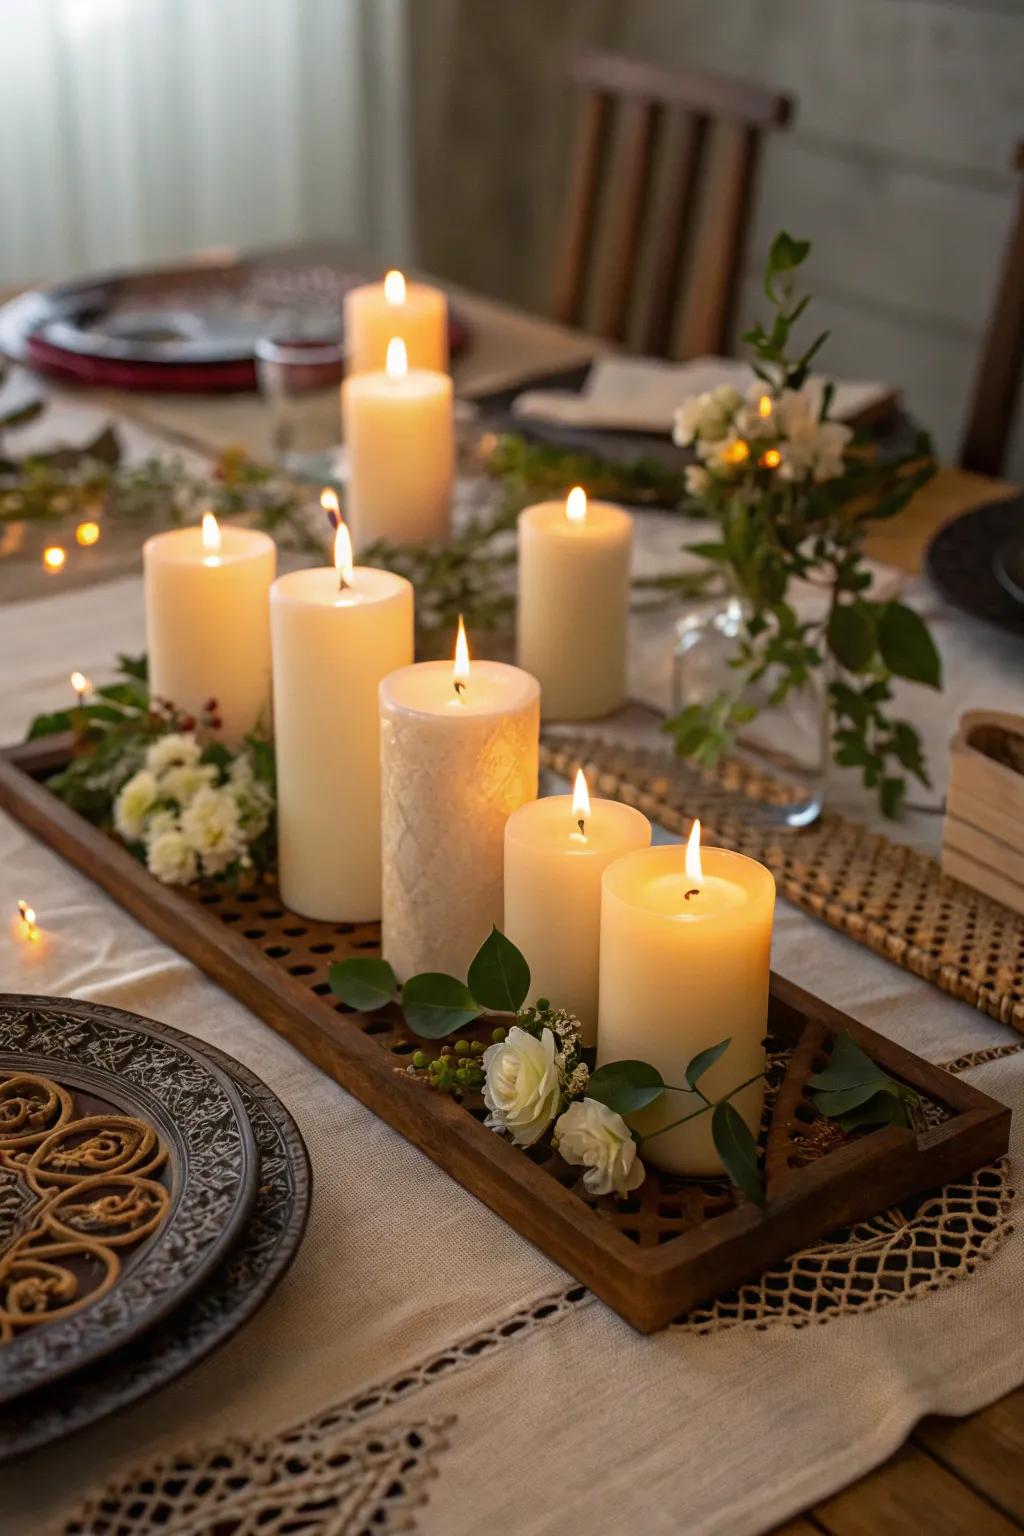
17, 899, 39, 941
722, 439, 750, 466
685, 819, 704, 884
760, 448, 782, 469
334, 520, 354, 587
42, 546, 66, 573
70, 671, 91, 700
757, 395, 773, 419
384, 269, 406, 306
453, 614, 470, 694
386, 336, 408, 379
320, 487, 341, 526
565, 486, 588, 524
201, 511, 221, 554
75, 520, 101, 547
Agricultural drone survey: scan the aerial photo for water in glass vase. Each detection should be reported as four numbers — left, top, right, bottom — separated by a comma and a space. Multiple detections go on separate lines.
672, 595, 827, 828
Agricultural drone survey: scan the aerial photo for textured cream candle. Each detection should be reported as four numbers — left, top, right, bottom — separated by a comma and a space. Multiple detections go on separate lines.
504, 771, 650, 1046
342, 337, 453, 550
517, 488, 632, 720
344, 269, 448, 375
380, 626, 540, 980
598, 825, 775, 1176
271, 522, 413, 921
144, 515, 275, 745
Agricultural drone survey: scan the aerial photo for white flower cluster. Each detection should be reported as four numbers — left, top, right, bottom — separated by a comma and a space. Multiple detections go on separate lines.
112, 732, 272, 886
481, 1008, 645, 1196
673, 380, 852, 490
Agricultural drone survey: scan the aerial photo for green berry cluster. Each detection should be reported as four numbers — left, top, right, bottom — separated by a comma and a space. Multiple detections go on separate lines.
406, 1028, 506, 1094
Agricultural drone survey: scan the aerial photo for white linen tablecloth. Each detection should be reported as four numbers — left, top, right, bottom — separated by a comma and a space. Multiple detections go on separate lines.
1, 534, 1023, 1536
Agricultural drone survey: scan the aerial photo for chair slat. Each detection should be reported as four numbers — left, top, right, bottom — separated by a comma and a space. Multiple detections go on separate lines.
642, 112, 709, 357
597, 98, 657, 342
675, 121, 759, 360
551, 91, 611, 329
960, 141, 1024, 478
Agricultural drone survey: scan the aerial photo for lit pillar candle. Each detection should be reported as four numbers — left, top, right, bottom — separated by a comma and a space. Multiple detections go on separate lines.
344, 269, 448, 375
504, 770, 650, 1046
380, 619, 540, 980
144, 514, 275, 744
598, 822, 775, 1177
271, 504, 414, 920
342, 337, 454, 550
517, 487, 632, 720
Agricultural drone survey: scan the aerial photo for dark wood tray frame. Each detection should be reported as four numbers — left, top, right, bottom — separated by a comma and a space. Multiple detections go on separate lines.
0, 735, 1011, 1333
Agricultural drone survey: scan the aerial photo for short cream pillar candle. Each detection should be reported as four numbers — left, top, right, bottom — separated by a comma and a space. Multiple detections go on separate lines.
271, 516, 414, 921
597, 823, 775, 1177
504, 770, 651, 1046
144, 514, 275, 745
342, 337, 453, 550
344, 269, 448, 375
380, 622, 540, 980
517, 488, 632, 720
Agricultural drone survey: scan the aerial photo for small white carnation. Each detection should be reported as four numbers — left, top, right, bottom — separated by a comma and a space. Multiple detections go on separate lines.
180, 785, 244, 876
227, 756, 273, 838
113, 769, 159, 843
159, 762, 217, 807
554, 1098, 645, 1197
145, 733, 201, 777
144, 809, 178, 844
146, 828, 199, 886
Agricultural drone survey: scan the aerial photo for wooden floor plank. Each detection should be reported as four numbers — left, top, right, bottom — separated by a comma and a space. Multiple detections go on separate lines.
915, 1388, 1024, 1525
811, 1442, 1022, 1535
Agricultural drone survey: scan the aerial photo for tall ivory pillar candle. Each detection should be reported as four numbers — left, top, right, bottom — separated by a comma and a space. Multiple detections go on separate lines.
144, 514, 275, 745
504, 771, 650, 1046
380, 626, 540, 980
598, 824, 775, 1176
342, 337, 453, 550
344, 269, 448, 375
517, 488, 632, 720
271, 523, 413, 921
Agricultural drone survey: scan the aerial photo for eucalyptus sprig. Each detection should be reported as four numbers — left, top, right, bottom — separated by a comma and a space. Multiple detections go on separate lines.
664, 232, 941, 817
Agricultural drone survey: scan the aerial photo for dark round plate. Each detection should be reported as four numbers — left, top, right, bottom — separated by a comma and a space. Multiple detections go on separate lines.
994, 526, 1024, 607
925, 494, 1024, 636
0, 996, 258, 1406
0, 1034, 310, 1461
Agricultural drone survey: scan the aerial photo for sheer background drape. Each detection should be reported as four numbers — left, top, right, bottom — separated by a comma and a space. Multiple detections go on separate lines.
0, 0, 411, 284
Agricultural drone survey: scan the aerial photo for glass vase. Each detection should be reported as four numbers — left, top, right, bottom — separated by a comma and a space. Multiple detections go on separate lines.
671, 595, 828, 828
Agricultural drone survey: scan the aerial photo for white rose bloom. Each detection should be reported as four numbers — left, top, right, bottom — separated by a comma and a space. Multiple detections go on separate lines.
482, 1025, 562, 1147
684, 465, 711, 496
775, 383, 851, 484
180, 785, 244, 876
810, 419, 853, 482
147, 828, 199, 886
554, 1098, 645, 1197
673, 396, 705, 447
113, 769, 159, 842
145, 733, 201, 776
158, 762, 217, 807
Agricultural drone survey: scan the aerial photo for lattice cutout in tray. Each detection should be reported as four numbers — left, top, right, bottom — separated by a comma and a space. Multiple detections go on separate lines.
0, 736, 1012, 1333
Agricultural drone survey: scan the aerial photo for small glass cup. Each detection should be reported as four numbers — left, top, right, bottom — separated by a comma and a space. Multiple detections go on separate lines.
255, 334, 345, 478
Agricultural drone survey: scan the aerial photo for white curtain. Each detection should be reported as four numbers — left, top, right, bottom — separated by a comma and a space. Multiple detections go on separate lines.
0, 0, 412, 284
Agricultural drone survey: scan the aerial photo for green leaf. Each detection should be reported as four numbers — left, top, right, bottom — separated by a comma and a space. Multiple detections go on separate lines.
808, 1031, 887, 1094
116, 653, 149, 682
711, 1101, 766, 1208
879, 775, 906, 819
27, 709, 73, 740
877, 602, 942, 688
832, 1089, 913, 1132
0, 398, 44, 432
587, 1060, 665, 1115
684, 1037, 731, 1091
769, 230, 811, 275
467, 926, 530, 1013
686, 541, 729, 562
826, 602, 876, 673
812, 1081, 895, 1118
401, 972, 481, 1038
328, 957, 398, 1013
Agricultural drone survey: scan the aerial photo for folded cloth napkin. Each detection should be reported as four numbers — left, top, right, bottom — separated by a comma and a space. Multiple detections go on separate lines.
512, 356, 897, 435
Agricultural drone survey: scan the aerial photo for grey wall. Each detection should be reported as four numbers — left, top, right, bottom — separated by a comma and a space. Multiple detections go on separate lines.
411, 0, 1024, 475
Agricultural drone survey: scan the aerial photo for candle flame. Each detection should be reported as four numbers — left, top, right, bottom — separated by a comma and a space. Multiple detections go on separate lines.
453, 614, 470, 696
42, 546, 66, 573
566, 486, 588, 524
386, 336, 408, 380
70, 671, 90, 698
75, 519, 101, 547
201, 511, 221, 555
17, 900, 39, 941
334, 519, 354, 588
685, 819, 703, 883
572, 768, 591, 835
320, 487, 341, 527
384, 269, 406, 306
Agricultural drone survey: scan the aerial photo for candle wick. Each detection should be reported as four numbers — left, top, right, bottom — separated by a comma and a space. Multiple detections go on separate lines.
337, 573, 350, 593
684, 888, 700, 901
577, 817, 586, 837
453, 680, 466, 698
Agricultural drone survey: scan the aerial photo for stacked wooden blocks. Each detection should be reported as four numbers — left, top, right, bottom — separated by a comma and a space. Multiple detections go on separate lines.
943, 711, 1024, 916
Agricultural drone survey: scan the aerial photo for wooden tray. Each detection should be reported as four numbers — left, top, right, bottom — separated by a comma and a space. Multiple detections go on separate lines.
0, 735, 1011, 1333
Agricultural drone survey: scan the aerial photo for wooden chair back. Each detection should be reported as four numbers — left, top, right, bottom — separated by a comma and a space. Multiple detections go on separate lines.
551, 49, 793, 358
961, 141, 1024, 478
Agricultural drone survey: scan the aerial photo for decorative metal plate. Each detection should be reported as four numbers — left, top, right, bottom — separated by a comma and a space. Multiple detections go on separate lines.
0, 1035, 310, 1460
0, 996, 258, 1406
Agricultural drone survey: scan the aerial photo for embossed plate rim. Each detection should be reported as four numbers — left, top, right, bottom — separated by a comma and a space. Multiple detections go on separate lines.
0, 994, 259, 1406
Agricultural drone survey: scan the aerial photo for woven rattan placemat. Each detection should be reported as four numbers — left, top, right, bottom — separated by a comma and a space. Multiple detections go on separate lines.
540, 732, 1024, 1034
